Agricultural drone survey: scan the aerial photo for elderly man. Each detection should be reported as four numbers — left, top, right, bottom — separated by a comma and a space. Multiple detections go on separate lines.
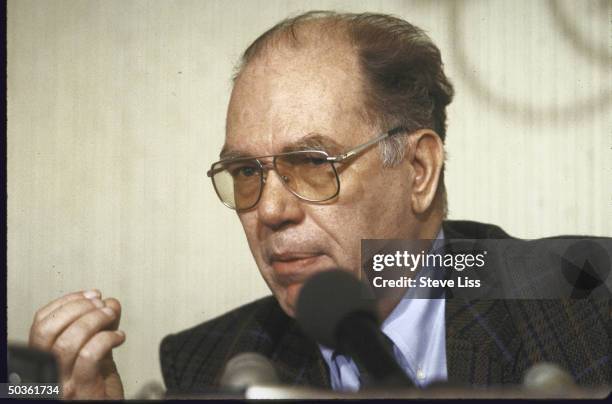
27, 11, 609, 399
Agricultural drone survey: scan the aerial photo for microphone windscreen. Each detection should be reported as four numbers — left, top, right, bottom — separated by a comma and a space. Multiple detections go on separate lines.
523, 362, 576, 390
133, 381, 166, 399
220, 352, 279, 390
295, 270, 376, 348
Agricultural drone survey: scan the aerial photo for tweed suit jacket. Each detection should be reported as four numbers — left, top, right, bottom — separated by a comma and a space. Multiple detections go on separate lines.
160, 220, 611, 394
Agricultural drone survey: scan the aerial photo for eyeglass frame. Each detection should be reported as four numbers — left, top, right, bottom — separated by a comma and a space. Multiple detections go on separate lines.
206, 126, 408, 211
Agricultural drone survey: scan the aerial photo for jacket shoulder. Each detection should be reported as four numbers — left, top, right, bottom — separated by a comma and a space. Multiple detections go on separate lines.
444, 221, 611, 385
443, 220, 513, 239
159, 295, 286, 393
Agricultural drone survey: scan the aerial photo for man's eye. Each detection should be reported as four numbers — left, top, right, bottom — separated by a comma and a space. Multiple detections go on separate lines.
293, 154, 327, 166
308, 157, 327, 166
230, 165, 258, 178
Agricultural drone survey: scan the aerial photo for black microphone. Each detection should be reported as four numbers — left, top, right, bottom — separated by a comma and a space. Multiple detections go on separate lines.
7, 343, 59, 384
296, 270, 413, 388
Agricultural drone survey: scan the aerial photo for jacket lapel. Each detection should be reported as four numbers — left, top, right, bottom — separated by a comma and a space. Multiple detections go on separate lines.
442, 220, 523, 386
270, 320, 331, 388
445, 298, 523, 386
214, 297, 330, 389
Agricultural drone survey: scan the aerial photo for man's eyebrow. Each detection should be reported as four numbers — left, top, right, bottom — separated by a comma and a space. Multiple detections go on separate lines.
219, 145, 247, 160
281, 134, 344, 154
218, 133, 345, 160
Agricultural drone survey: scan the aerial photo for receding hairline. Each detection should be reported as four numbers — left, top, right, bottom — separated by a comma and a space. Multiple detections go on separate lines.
232, 12, 357, 82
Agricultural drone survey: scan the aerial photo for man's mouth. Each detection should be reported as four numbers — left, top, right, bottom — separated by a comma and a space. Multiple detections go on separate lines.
269, 253, 327, 285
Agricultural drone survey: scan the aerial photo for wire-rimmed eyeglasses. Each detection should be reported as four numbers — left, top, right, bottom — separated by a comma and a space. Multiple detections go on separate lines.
207, 126, 407, 211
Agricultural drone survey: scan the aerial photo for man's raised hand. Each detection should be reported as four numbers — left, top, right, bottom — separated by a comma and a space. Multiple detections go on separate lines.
28, 290, 126, 400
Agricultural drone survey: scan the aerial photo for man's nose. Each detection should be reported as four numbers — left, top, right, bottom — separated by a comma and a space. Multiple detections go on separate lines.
256, 170, 305, 231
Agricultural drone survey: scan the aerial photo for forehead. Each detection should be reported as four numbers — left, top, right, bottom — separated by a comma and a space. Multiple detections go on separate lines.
223, 34, 371, 157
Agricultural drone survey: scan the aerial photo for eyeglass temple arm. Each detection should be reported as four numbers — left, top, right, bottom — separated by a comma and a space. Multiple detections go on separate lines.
328, 126, 407, 162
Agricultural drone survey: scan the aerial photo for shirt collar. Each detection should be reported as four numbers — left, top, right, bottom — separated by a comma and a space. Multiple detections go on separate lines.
379, 228, 446, 376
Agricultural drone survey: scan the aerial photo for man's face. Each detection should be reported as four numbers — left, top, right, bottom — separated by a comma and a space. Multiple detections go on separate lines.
224, 37, 421, 317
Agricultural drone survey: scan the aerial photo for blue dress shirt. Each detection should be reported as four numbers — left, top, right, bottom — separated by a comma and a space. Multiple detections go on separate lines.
319, 229, 448, 391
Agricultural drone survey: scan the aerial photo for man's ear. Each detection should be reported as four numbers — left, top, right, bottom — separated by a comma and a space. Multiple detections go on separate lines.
406, 129, 444, 214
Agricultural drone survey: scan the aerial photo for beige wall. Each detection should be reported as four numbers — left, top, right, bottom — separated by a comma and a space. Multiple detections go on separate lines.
7, 0, 611, 397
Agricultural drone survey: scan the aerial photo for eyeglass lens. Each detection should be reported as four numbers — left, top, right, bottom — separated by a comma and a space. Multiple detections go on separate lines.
211, 152, 339, 210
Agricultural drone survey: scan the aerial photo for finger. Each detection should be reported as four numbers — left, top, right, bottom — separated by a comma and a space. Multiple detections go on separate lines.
30, 298, 105, 350
52, 306, 118, 374
61, 342, 124, 400
71, 330, 126, 384
102, 298, 122, 331
34, 290, 101, 323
